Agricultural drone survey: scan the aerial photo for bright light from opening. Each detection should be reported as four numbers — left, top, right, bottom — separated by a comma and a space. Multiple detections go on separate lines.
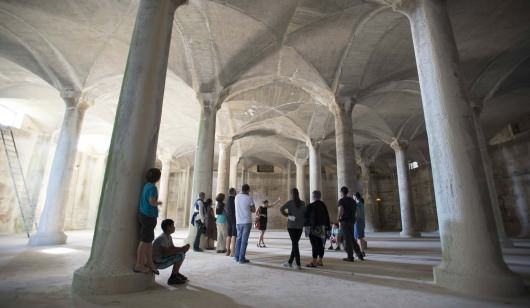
0, 104, 24, 128
408, 161, 419, 170
40, 247, 76, 254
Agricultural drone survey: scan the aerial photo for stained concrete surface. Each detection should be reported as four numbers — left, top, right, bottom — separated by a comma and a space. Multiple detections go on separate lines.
0, 229, 529, 307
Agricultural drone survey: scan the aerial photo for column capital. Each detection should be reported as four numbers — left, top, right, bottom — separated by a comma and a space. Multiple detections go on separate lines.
331, 96, 355, 117
294, 157, 307, 166
390, 139, 408, 152
306, 138, 323, 149
61, 89, 94, 109
389, 0, 416, 15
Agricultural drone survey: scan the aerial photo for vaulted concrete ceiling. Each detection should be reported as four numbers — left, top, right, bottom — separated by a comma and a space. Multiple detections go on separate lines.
0, 0, 529, 169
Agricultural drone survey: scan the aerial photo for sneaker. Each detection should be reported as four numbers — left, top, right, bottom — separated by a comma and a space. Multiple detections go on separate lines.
193, 248, 203, 252
168, 276, 186, 285
293, 265, 302, 270
233, 257, 239, 262
176, 273, 188, 281
239, 259, 250, 264
328, 246, 333, 250
282, 262, 292, 268
342, 258, 354, 262
335, 247, 340, 251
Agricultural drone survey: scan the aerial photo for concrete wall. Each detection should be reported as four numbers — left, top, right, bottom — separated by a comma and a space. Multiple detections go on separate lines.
490, 136, 530, 237
372, 163, 438, 232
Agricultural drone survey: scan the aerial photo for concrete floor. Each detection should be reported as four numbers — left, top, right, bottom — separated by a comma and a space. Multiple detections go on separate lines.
0, 230, 529, 307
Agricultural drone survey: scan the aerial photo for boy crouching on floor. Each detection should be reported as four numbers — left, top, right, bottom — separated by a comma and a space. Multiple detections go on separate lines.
153, 219, 190, 285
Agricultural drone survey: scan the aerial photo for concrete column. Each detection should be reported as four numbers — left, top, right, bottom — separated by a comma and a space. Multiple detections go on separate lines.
502, 146, 530, 237
360, 160, 379, 232
333, 96, 358, 197
240, 158, 246, 186
295, 158, 307, 204
307, 140, 322, 199
390, 140, 419, 237
395, 0, 523, 296
72, 0, 184, 295
229, 155, 238, 188
29, 90, 88, 246
286, 161, 292, 201
184, 98, 217, 246
471, 103, 513, 247
158, 157, 171, 220
183, 166, 192, 227
216, 141, 231, 195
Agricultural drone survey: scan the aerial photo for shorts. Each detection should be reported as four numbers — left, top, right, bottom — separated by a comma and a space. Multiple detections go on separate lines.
154, 253, 185, 269
139, 213, 157, 242
354, 219, 365, 239
227, 221, 237, 237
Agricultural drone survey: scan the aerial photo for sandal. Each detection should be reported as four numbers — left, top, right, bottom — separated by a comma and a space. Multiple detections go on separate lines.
149, 266, 160, 275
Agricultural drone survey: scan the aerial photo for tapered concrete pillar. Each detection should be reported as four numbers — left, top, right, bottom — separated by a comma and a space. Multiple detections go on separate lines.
29, 90, 89, 246
294, 158, 307, 203
72, 0, 184, 295
240, 158, 246, 185
307, 140, 322, 198
286, 161, 292, 201
394, 0, 523, 296
184, 96, 217, 246
216, 141, 231, 195
390, 140, 419, 238
333, 96, 358, 198
502, 146, 530, 237
471, 102, 513, 247
359, 160, 379, 232
158, 156, 171, 220
229, 155, 238, 188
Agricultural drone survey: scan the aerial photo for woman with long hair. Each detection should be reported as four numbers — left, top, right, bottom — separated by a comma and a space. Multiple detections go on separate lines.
280, 188, 306, 270
256, 197, 281, 248
205, 198, 217, 250
215, 193, 228, 253
353, 192, 366, 257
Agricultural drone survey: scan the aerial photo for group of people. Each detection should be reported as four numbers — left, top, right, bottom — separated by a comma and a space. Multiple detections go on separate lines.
134, 168, 367, 285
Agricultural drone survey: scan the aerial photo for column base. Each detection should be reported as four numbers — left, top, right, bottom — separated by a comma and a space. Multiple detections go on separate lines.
499, 237, 514, 249
72, 265, 154, 296
434, 263, 525, 297
400, 230, 421, 238
29, 231, 67, 246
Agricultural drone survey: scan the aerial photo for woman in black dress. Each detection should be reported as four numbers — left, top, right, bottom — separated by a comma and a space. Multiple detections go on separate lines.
256, 197, 280, 247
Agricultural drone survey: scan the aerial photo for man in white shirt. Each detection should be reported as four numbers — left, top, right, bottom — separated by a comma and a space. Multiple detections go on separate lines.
234, 184, 255, 264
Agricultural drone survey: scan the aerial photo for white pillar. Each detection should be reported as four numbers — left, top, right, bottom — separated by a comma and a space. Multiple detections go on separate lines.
295, 158, 307, 204
471, 102, 513, 247
29, 90, 88, 246
360, 160, 379, 232
395, 0, 523, 296
229, 155, 238, 189
158, 157, 171, 220
307, 140, 322, 199
390, 140, 419, 237
333, 97, 358, 197
72, 0, 184, 295
240, 158, 246, 186
286, 161, 292, 201
183, 166, 192, 227
216, 142, 232, 195
502, 146, 530, 237
184, 99, 217, 246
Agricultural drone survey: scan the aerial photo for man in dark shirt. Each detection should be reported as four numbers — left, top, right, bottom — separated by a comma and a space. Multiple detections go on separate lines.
337, 186, 364, 262
226, 188, 237, 257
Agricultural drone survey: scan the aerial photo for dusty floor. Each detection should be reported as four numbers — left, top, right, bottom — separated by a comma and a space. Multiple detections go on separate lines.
0, 229, 529, 307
